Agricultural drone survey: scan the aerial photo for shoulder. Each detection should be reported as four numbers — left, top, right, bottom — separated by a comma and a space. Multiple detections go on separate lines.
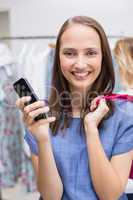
101, 100, 133, 142
100, 100, 133, 156
103, 100, 133, 129
113, 100, 133, 120
105, 100, 133, 133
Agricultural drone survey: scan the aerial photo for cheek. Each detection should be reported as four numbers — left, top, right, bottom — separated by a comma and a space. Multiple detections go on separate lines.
60, 57, 74, 71
91, 57, 102, 73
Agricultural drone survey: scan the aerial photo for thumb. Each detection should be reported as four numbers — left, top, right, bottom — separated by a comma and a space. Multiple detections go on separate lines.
98, 99, 109, 114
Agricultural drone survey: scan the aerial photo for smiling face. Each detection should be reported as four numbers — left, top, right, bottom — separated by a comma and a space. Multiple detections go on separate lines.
59, 24, 102, 94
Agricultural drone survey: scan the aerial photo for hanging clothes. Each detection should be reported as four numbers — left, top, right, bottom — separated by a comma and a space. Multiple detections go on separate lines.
17, 45, 55, 99
0, 43, 37, 192
45, 46, 55, 98
15, 43, 55, 190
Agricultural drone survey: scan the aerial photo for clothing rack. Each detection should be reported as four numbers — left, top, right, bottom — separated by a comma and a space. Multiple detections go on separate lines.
0, 36, 56, 40
0, 35, 126, 40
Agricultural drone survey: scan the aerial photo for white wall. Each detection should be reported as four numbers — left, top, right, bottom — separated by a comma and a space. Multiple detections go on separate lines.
0, 0, 133, 37
0, 0, 132, 53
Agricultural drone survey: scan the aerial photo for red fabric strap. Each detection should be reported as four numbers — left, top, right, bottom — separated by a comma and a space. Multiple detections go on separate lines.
96, 94, 133, 105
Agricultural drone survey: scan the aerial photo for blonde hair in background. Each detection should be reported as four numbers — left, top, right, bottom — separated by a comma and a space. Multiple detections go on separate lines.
114, 37, 133, 88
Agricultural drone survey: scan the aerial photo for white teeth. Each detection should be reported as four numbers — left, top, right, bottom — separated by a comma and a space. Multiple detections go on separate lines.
73, 72, 89, 77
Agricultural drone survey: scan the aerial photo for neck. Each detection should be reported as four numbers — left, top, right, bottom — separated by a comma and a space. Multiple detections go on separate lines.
71, 92, 85, 114
69, 87, 90, 117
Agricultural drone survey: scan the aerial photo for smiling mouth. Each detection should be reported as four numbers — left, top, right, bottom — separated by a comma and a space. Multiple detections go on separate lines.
71, 71, 92, 80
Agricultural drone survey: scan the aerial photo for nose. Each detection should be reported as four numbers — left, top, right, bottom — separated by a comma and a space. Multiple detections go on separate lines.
74, 55, 87, 69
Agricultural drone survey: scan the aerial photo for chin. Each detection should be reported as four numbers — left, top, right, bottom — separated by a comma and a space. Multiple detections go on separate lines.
71, 83, 92, 93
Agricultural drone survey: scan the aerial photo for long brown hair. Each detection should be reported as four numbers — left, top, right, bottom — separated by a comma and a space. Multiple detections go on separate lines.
49, 16, 115, 135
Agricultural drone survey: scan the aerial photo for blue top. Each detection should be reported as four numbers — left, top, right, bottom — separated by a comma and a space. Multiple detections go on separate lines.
25, 100, 133, 200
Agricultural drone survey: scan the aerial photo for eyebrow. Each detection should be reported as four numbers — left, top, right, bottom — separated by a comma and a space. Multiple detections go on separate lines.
84, 48, 100, 51
61, 47, 100, 51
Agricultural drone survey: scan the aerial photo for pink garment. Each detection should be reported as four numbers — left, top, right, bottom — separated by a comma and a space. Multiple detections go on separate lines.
130, 162, 133, 179
96, 93, 133, 105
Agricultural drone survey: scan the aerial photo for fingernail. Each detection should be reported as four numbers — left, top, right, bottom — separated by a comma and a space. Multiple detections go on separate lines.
26, 96, 31, 101
50, 116, 56, 121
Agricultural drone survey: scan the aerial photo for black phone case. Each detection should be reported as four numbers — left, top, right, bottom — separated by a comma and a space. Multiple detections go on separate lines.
13, 78, 48, 121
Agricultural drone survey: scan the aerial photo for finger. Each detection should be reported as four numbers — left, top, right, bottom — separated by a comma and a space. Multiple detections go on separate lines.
24, 100, 45, 114
99, 98, 107, 106
26, 107, 50, 125
27, 116, 56, 127
47, 116, 56, 122
16, 96, 31, 110
90, 100, 97, 111
98, 99, 109, 114
94, 96, 105, 107
37, 116, 56, 125
22, 114, 28, 124
28, 107, 49, 118
90, 96, 104, 111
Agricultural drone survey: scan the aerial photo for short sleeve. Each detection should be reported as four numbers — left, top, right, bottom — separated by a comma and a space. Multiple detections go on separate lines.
24, 129, 38, 155
112, 115, 133, 156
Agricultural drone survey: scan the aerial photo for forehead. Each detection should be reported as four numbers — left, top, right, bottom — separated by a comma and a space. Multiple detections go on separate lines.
60, 24, 101, 49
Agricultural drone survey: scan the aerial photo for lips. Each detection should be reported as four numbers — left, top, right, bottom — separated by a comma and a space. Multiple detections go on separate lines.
71, 71, 91, 80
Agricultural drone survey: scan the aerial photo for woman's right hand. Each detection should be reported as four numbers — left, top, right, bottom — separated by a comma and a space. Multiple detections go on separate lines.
16, 96, 56, 142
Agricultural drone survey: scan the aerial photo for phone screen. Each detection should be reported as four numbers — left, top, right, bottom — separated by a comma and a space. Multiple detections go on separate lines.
13, 78, 48, 120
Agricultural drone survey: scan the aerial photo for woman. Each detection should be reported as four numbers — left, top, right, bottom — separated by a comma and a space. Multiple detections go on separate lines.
114, 37, 133, 200
16, 16, 133, 200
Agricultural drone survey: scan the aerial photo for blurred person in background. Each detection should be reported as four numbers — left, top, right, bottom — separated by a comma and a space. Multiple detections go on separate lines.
114, 37, 133, 200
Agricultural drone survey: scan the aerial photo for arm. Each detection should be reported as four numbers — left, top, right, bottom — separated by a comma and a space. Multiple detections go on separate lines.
31, 154, 38, 177
30, 139, 63, 200
16, 97, 63, 200
84, 98, 133, 200
86, 127, 133, 200
37, 139, 63, 200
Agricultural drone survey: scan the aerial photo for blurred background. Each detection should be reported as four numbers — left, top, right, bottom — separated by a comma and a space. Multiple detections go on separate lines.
0, 0, 132, 200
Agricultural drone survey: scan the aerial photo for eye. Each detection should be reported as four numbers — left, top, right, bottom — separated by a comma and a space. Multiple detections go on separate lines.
86, 51, 97, 56
63, 51, 76, 57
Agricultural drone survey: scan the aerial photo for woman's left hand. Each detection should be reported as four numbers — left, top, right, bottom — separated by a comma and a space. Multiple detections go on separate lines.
84, 97, 109, 131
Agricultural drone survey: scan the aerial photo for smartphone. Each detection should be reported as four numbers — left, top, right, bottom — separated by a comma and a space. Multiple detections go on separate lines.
13, 77, 48, 121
